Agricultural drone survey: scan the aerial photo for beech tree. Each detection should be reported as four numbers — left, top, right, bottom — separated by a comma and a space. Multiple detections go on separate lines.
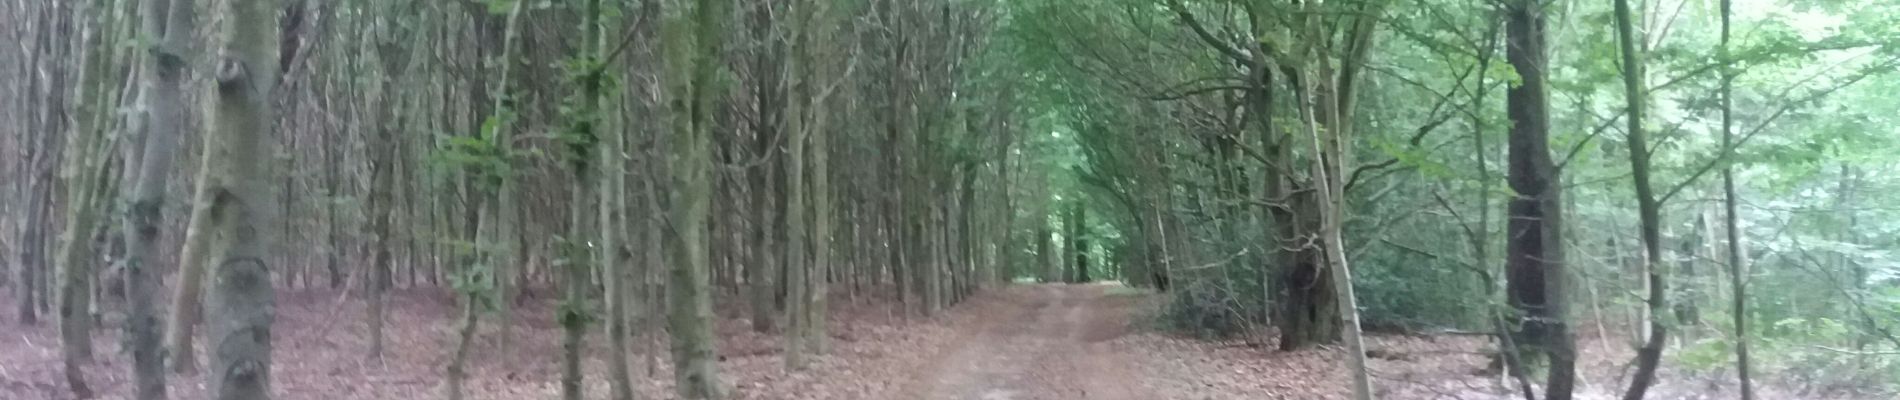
3, 0, 1898, 399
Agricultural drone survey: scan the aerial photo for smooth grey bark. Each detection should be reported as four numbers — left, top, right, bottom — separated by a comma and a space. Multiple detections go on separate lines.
56, 4, 122, 394
166, 144, 215, 373
782, 59, 811, 370
122, 0, 192, 395
1294, 47, 1374, 400
598, 8, 634, 398
202, 0, 280, 396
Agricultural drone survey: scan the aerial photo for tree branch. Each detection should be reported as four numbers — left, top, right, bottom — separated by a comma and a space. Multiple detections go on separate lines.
1164, 0, 1259, 67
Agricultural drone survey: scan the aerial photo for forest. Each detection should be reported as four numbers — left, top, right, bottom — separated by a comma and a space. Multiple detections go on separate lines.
2, 0, 1899, 398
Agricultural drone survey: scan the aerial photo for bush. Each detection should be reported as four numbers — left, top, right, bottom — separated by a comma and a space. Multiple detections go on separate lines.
1159, 278, 1261, 339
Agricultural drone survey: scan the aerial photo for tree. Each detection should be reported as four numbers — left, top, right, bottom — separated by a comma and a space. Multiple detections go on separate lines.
1613, 0, 1668, 397
1293, 6, 1374, 397
121, 0, 195, 395
202, 0, 281, 396
593, 3, 636, 398
1502, 0, 1576, 398
165, 137, 216, 373
53, 0, 128, 394
1718, 0, 1753, 396
665, 0, 732, 396
445, 3, 523, 400
558, 0, 608, 397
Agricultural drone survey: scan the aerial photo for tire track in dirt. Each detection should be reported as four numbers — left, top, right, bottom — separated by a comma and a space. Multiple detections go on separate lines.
901, 285, 1153, 400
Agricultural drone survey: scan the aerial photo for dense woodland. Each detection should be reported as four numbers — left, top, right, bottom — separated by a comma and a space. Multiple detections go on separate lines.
3, 0, 1900, 399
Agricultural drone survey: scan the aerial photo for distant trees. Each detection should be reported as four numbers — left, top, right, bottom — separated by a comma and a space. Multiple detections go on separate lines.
4, 0, 1898, 399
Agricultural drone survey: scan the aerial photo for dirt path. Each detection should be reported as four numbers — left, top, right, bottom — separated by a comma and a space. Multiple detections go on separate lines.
902, 285, 1153, 400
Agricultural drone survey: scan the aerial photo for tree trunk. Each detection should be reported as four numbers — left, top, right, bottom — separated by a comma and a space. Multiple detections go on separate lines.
666, 0, 732, 396
56, 4, 119, 393
443, 282, 481, 400
1297, 59, 1374, 400
1062, 201, 1079, 284
366, 131, 392, 361
602, 117, 636, 400
203, 0, 281, 395
1277, 193, 1337, 350
808, 76, 833, 357
1718, 0, 1752, 395
1073, 204, 1090, 284
1613, 0, 1667, 397
121, 0, 192, 395
1035, 224, 1053, 283
447, 3, 523, 400
166, 142, 216, 373
17, 169, 51, 325
782, 46, 812, 369
1502, 0, 1575, 398
746, 0, 784, 335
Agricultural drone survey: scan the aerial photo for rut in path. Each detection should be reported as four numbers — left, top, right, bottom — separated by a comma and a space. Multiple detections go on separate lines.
904, 284, 1153, 400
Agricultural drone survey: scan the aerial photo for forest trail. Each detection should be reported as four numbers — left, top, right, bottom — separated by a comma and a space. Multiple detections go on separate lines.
903, 285, 1153, 400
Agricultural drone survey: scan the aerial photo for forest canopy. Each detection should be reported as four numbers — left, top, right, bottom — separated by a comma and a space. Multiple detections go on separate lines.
3, 0, 1900, 399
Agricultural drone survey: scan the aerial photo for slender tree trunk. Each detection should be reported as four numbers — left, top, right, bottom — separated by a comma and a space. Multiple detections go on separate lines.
166, 141, 216, 373
366, 134, 392, 361
560, 0, 607, 397
56, 4, 118, 394
1298, 62, 1374, 400
1718, 0, 1752, 396
442, 276, 481, 400
121, 0, 192, 395
746, 0, 783, 335
1035, 224, 1053, 283
666, 0, 732, 396
807, 49, 835, 357
17, 171, 51, 325
602, 93, 637, 400
448, 4, 522, 400
1613, 0, 1667, 397
561, 192, 591, 400
1062, 201, 1079, 284
782, 48, 812, 369
597, 9, 633, 399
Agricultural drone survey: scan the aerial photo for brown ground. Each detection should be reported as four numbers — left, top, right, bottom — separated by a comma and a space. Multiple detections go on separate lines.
898, 285, 1151, 400
0, 283, 1888, 399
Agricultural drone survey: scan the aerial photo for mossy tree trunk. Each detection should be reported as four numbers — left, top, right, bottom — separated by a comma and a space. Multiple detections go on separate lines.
665, 0, 732, 396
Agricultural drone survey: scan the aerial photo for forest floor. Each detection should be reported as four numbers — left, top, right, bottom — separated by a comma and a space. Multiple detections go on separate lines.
0, 283, 1884, 399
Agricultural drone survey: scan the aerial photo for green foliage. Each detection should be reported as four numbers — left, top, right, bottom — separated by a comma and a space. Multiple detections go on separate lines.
449, 261, 498, 311
557, 296, 598, 327
556, 56, 618, 174
434, 111, 519, 191
1671, 315, 1900, 395
484, 0, 518, 15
